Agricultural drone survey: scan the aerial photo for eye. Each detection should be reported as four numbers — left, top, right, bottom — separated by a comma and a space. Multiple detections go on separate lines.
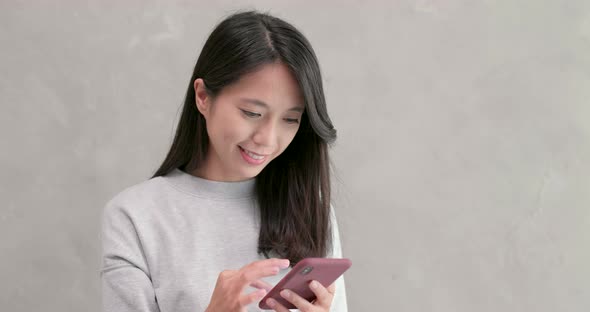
240, 109, 261, 118
284, 118, 300, 124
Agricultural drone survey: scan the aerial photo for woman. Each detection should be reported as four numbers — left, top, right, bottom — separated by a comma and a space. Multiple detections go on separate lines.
101, 10, 347, 312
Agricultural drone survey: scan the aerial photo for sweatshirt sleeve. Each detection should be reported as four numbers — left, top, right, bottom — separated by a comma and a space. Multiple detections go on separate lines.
100, 199, 160, 312
328, 204, 349, 312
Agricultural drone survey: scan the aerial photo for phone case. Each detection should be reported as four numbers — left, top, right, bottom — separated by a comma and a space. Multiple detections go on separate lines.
258, 257, 352, 310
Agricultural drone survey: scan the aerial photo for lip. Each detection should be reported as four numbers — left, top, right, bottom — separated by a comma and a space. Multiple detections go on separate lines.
239, 146, 268, 165
239, 146, 270, 156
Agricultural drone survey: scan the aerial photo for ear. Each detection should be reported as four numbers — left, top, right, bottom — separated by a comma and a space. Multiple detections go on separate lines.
194, 78, 211, 119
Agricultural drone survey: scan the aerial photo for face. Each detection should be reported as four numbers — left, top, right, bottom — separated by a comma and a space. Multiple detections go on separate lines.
193, 62, 305, 182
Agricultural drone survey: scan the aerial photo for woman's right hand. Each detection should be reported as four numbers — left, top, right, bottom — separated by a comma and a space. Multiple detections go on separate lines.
205, 258, 291, 312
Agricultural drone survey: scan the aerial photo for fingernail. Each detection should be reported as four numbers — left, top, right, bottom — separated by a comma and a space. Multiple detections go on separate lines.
281, 289, 291, 298
279, 259, 290, 269
266, 298, 276, 307
310, 280, 318, 289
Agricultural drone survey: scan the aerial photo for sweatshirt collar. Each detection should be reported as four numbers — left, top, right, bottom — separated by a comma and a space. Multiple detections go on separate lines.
164, 168, 256, 200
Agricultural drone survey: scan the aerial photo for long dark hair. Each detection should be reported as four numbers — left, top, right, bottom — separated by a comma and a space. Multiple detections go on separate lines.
151, 10, 337, 265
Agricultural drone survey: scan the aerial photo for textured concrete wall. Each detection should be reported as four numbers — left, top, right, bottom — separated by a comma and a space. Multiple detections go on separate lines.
1, 1, 589, 311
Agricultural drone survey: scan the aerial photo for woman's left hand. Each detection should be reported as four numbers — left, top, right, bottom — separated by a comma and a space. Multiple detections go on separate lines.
265, 280, 335, 312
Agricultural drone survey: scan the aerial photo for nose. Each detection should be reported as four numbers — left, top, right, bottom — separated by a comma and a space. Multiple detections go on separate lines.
252, 119, 276, 150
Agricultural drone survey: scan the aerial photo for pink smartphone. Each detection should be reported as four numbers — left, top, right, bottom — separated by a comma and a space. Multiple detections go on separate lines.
258, 257, 352, 310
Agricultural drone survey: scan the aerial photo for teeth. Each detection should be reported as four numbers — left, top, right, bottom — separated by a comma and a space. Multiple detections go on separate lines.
243, 148, 264, 160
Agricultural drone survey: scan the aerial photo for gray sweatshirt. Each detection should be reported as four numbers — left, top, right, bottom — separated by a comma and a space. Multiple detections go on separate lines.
100, 168, 348, 312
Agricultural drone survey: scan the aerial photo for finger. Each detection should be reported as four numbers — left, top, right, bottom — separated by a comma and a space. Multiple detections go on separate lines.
250, 279, 273, 292
280, 289, 314, 311
264, 298, 290, 312
308, 280, 334, 308
327, 282, 336, 294
250, 258, 291, 271
239, 258, 290, 284
238, 288, 267, 306
238, 265, 280, 286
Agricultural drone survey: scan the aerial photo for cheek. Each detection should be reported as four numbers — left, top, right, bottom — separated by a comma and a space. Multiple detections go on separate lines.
207, 121, 235, 151
222, 118, 249, 145
208, 108, 243, 144
277, 129, 300, 153
217, 126, 236, 146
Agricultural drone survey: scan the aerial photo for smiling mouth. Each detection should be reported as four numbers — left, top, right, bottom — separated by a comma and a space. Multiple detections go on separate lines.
239, 146, 268, 160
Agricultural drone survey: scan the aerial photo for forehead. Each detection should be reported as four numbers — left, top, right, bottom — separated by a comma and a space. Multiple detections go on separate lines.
220, 63, 304, 110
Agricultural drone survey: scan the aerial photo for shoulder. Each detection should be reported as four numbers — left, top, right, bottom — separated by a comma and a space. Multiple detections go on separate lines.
329, 203, 341, 227
102, 175, 170, 220
327, 202, 345, 258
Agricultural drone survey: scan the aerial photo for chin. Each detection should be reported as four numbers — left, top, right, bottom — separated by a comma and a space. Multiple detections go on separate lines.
244, 167, 265, 179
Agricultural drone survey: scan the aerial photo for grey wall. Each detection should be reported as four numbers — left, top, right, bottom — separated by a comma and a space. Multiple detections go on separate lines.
1, 1, 589, 311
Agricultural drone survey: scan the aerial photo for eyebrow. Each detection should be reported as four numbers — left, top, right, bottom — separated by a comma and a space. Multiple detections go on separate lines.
240, 98, 304, 113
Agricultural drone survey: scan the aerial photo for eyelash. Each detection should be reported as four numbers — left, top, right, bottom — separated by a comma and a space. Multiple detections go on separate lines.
241, 110, 260, 118
240, 110, 299, 124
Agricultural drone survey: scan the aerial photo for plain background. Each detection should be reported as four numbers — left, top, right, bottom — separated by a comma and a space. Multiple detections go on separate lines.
1, 1, 589, 311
